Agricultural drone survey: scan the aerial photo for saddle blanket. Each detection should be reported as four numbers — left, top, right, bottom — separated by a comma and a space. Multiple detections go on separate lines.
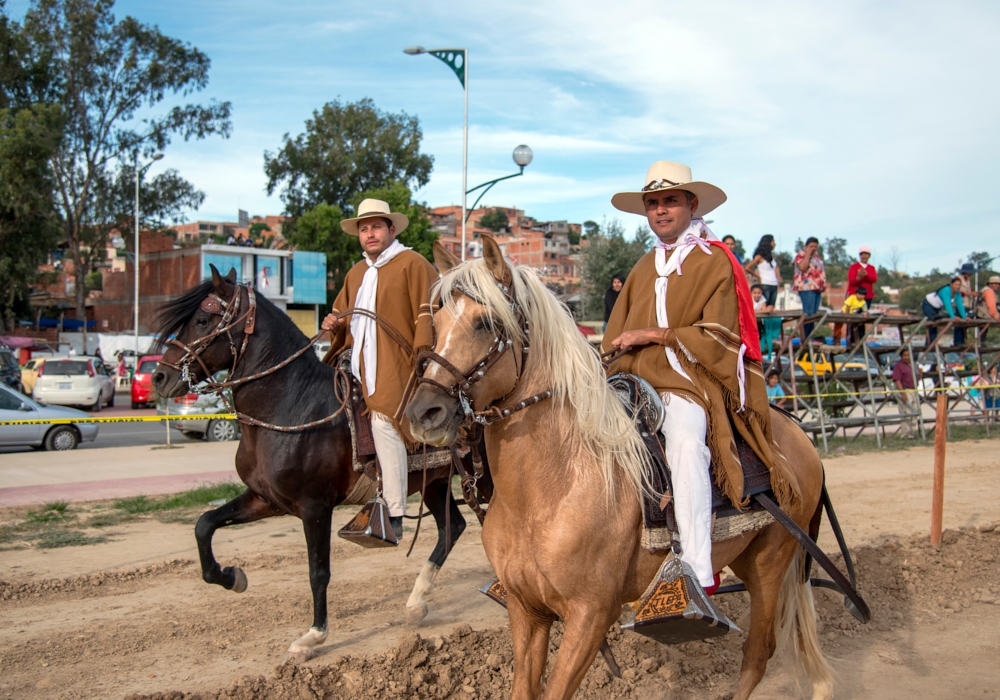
608, 373, 775, 552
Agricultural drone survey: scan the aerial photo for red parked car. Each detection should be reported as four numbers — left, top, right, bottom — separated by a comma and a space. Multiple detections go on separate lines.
131, 354, 163, 409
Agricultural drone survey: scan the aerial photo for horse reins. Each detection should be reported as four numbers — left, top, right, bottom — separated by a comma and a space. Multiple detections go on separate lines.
161, 282, 416, 432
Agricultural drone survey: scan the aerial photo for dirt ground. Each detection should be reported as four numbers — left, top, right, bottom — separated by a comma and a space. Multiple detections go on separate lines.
2, 439, 1000, 700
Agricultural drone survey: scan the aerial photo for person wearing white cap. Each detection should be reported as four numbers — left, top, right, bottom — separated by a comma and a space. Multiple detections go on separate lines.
848, 247, 877, 310
977, 276, 1000, 322
321, 199, 436, 540
602, 161, 800, 595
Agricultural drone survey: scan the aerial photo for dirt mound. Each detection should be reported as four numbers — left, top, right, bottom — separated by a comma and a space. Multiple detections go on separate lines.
0, 558, 193, 603
123, 523, 1000, 700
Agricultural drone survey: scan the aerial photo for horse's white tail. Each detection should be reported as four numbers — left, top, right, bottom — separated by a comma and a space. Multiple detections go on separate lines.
773, 549, 834, 700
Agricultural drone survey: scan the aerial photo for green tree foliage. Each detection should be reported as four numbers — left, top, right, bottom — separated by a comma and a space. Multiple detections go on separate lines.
0, 103, 62, 332
582, 220, 600, 238
92, 163, 206, 250
11, 0, 231, 348
478, 207, 509, 232
248, 222, 270, 237
264, 98, 433, 217
0, 4, 62, 332
966, 251, 996, 277
580, 218, 652, 320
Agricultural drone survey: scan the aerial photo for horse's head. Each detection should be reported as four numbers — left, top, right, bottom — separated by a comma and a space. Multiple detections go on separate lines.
407, 236, 526, 446
152, 265, 246, 398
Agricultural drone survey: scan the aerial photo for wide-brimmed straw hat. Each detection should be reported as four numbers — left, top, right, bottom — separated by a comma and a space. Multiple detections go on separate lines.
988, 275, 1000, 285
611, 161, 727, 218
340, 198, 409, 236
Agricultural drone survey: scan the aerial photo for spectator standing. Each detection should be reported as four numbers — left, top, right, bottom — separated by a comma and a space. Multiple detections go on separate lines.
744, 235, 780, 307
976, 275, 1000, 321
765, 371, 786, 408
793, 237, 826, 337
923, 277, 966, 346
722, 235, 743, 264
603, 273, 625, 332
892, 348, 919, 438
847, 246, 878, 308
958, 263, 976, 317
841, 286, 869, 344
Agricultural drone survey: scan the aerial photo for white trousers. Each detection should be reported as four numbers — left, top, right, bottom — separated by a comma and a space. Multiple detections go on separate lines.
370, 413, 409, 517
659, 393, 715, 587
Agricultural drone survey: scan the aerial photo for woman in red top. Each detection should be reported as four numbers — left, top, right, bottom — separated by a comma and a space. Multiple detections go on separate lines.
848, 246, 878, 308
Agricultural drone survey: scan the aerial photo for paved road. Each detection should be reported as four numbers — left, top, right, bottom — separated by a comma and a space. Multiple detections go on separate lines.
0, 398, 228, 453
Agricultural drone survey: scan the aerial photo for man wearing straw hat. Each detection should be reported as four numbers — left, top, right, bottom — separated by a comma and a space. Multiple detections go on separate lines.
603, 161, 800, 597
321, 199, 436, 540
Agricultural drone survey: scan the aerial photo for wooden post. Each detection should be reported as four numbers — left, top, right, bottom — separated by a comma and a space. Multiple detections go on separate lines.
930, 392, 948, 545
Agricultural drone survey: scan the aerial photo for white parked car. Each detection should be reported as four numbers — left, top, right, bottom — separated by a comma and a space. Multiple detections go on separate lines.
32, 356, 115, 411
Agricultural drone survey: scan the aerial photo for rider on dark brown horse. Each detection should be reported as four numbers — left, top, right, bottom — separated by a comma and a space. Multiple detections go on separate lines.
321, 198, 436, 540
603, 161, 801, 598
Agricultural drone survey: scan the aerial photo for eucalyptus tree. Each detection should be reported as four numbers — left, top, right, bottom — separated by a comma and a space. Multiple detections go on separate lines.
16, 0, 230, 348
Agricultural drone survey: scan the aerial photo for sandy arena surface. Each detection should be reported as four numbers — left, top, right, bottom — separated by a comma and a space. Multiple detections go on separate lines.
1, 439, 1000, 699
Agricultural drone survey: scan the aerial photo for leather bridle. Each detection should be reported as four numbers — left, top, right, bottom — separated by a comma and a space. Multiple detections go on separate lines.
415, 277, 551, 429
159, 283, 258, 389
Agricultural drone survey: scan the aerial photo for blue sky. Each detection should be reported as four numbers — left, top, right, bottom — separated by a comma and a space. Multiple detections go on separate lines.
9, 0, 1000, 274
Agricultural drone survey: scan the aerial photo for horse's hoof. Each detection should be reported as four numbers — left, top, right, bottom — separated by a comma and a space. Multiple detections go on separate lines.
230, 567, 248, 593
406, 602, 429, 625
285, 646, 313, 664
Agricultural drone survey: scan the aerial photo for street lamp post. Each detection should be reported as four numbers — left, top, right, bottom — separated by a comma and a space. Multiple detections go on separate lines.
465, 145, 533, 221
404, 46, 469, 260
132, 153, 163, 357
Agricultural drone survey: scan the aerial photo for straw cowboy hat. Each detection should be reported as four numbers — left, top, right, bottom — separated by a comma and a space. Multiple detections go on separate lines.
340, 198, 409, 236
611, 161, 727, 218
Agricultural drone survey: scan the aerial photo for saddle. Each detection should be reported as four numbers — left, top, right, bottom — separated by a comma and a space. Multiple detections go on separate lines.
607, 373, 774, 551
334, 351, 452, 477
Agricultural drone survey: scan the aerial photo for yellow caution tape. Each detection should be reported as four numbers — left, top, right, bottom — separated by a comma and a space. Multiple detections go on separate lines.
0, 414, 236, 426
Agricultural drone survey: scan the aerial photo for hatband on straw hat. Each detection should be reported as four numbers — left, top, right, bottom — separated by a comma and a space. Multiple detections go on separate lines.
340, 199, 409, 236
611, 161, 727, 218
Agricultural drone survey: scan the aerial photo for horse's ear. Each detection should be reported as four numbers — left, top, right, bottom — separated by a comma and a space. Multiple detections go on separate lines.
481, 235, 511, 285
209, 264, 234, 299
433, 241, 460, 274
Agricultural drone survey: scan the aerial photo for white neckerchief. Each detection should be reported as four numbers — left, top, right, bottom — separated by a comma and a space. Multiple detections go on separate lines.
351, 239, 411, 396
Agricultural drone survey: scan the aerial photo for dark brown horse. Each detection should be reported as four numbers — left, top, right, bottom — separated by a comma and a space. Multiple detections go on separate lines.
151, 266, 467, 661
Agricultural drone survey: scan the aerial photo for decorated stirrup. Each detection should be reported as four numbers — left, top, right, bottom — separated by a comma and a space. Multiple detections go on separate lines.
621, 556, 739, 645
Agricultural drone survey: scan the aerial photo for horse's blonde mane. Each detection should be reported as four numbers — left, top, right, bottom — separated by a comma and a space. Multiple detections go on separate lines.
434, 257, 653, 500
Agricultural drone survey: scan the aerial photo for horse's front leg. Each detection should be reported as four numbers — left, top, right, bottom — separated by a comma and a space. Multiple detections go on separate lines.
406, 474, 467, 624
195, 489, 282, 592
287, 502, 334, 663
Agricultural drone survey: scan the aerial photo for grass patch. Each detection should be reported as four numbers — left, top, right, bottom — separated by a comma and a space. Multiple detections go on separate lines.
113, 482, 246, 515
24, 501, 72, 523
35, 530, 108, 548
819, 422, 1000, 456
86, 511, 136, 528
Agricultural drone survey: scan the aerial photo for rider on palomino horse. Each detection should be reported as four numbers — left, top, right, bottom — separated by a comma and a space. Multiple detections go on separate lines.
321, 198, 437, 541
603, 161, 801, 598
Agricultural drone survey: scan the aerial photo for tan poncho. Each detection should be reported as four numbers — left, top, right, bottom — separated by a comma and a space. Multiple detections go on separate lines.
325, 250, 436, 441
602, 247, 801, 510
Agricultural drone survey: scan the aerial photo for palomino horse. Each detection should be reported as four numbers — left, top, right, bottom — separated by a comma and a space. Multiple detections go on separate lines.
407, 236, 833, 700
151, 266, 468, 661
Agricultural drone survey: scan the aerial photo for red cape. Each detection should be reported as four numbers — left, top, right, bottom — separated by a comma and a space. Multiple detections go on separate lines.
706, 240, 762, 362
